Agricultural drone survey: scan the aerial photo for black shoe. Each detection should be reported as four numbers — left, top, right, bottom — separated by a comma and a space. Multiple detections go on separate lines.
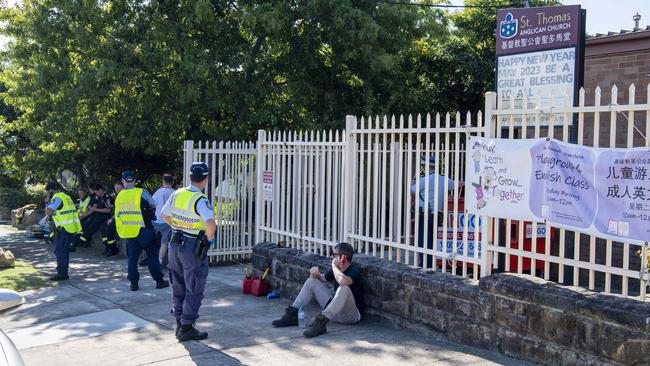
156, 279, 169, 289
49, 274, 69, 281
101, 245, 108, 255
177, 325, 208, 342
130, 281, 139, 291
138, 259, 147, 266
303, 314, 329, 338
272, 306, 299, 327
175, 318, 182, 337
106, 247, 118, 257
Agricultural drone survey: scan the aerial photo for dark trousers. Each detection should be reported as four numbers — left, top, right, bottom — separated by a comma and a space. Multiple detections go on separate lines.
102, 220, 118, 246
169, 237, 209, 325
53, 231, 74, 276
80, 214, 110, 242
417, 211, 443, 268
126, 228, 164, 283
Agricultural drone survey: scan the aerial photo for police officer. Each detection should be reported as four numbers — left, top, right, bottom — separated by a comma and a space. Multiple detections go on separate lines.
45, 182, 82, 281
114, 171, 169, 291
160, 162, 216, 342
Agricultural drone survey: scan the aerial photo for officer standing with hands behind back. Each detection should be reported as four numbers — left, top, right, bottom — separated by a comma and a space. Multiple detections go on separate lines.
45, 182, 82, 281
114, 171, 169, 291
160, 162, 216, 342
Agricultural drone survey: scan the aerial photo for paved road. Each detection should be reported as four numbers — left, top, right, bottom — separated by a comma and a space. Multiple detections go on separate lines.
0, 225, 536, 366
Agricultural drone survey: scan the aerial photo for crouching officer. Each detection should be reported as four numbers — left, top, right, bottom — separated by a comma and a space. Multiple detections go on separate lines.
160, 162, 216, 342
115, 171, 169, 291
45, 182, 82, 281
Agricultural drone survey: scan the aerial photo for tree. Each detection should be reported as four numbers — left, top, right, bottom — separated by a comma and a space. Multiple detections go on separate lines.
1, 0, 549, 185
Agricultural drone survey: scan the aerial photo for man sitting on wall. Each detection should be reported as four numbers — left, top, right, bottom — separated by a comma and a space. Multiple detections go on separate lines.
271, 242, 364, 338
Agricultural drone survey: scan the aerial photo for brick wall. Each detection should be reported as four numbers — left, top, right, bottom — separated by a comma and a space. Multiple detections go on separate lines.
253, 242, 650, 366
581, 32, 650, 147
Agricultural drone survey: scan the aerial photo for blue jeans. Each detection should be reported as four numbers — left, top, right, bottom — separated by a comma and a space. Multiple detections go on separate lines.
153, 221, 171, 263
53, 231, 74, 276
127, 228, 164, 283
417, 211, 442, 268
168, 237, 209, 325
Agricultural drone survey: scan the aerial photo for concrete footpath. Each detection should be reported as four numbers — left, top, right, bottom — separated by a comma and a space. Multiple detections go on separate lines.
0, 225, 535, 366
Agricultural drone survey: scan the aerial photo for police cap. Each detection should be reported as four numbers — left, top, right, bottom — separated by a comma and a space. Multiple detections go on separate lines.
190, 162, 209, 179
122, 171, 136, 182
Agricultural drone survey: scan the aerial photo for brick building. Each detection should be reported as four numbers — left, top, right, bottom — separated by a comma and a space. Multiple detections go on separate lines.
582, 25, 650, 146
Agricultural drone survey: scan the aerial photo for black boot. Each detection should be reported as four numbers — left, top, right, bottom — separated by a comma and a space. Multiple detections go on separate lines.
49, 274, 69, 281
177, 324, 208, 342
303, 314, 329, 338
130, 281, 139, 291
106, 246, 118, 257
272, 306, 299, 327
175, 318, 182, 337
156, 279, 170, 289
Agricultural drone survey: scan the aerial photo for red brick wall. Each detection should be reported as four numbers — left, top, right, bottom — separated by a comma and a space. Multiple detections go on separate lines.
581, 49, 650, 147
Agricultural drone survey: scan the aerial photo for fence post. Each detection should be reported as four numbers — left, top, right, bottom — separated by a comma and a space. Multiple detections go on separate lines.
183, 140, 194, 186
255, 130, 267, 245
480, 93, 497, 278
484, 92, 497, 138
342, 116, 357, 247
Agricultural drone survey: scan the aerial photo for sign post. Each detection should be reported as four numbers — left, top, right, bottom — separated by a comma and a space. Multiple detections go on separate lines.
495, 5, 586, 124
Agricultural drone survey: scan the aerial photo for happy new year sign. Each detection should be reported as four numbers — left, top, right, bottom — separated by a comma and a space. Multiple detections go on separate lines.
466, 136, 650, 245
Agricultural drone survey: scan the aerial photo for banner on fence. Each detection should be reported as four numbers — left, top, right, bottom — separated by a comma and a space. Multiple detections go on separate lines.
466, 136, 650, 245
435, 212, 482, 258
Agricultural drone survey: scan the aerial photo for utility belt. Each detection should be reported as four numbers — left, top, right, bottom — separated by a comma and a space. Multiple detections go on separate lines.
170, 230, 210, 260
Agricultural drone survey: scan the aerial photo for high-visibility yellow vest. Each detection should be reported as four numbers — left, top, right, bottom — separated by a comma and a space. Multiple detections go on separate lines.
114, 188, 145, 239
52, 192, 82, 234
170, 189, 207, 235
78, 196, 90, 215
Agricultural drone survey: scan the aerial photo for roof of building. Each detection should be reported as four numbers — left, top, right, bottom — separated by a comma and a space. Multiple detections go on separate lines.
588, 26, 650, 39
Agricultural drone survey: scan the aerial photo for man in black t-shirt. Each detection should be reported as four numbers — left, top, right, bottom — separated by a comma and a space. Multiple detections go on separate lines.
272, 242, 364, 338
78, 184, 112, 248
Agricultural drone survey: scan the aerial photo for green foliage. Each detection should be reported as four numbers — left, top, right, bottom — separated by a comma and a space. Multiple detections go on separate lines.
0, 183, 45, 211
0, 0, 552, 185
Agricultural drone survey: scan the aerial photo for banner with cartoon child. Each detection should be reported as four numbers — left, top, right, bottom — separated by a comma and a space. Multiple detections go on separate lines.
466, 136, 539, 221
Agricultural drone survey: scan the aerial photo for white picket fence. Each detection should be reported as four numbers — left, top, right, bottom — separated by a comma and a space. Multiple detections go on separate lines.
182, 140, 256, 263
488, 85, 650, 299
185, 84, 650, 301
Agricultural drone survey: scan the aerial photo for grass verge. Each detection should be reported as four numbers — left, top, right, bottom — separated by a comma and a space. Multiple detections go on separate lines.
0, 260, 52, 292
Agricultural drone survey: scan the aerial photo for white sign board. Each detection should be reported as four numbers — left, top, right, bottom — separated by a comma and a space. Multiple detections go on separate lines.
263, 171, 273, 202
497, 47, 575, 106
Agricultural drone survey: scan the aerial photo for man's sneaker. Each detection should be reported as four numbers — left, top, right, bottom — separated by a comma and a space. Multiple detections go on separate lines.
175, 318, 182, 337
177, 325, 208, 342
303, 314, 329, 338
49, 274, 69, 281
156, 279, 170, 289
272, 306, 298, 327
130, 281, 139, 291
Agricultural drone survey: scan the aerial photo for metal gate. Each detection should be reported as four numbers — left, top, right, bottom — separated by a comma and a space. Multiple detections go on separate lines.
182, 140, 256, 263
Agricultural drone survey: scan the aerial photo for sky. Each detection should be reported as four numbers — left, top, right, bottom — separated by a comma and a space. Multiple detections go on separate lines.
1, 1, 649, 48
450, 0, 650, 35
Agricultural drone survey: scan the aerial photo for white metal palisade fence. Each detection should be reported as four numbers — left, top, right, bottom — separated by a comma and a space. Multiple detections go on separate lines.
254, 113, 489, 280
487, 84, 650, 301
185, 84, 650, 301
182, 140, 256, 263
344, 113, 489, 279
255, 130, 347, 257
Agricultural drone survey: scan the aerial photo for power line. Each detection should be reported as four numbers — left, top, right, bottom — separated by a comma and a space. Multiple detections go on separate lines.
374, 1, 521, 9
